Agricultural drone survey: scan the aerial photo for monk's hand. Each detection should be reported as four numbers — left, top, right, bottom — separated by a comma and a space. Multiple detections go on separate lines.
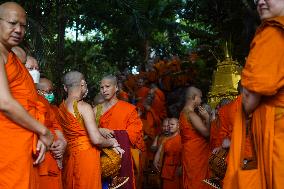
212, 146, 221, 154
39, 128, 54, 149
33, 139, 46, 165
50, 138, 67, 159
198, 106, 209, 120
99, 128, 114, 139
113, 146, 125, 157
222, 138, 231, 149
153, 159, 160, 172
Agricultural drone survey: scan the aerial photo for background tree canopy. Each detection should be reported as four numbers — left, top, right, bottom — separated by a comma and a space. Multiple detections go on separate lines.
2, 0, 260, 97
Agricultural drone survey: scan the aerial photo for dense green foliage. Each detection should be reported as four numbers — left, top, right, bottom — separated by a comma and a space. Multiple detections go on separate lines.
1, 0, 260, 95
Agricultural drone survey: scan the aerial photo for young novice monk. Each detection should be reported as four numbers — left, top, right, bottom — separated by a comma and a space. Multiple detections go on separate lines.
154, 118, 182, 189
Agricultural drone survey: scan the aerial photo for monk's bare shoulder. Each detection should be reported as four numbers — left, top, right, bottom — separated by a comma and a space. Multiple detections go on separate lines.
77, 100, 93, 114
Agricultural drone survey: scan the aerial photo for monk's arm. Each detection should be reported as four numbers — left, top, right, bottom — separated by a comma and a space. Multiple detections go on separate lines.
242, 87, 261, 116
153, 144, 163, 171
79, 102, 118, 148
0, 59, 53, 146
188, 111, 210, 138
150, 136, 159, 152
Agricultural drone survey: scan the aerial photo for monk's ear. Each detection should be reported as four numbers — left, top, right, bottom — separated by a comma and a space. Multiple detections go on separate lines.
115, 85, 118, 92
63, 84, 67, 93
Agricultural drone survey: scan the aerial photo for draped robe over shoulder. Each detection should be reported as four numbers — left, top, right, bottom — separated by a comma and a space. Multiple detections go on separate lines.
223, 17, 284, 189
0, 52, 39, 189
161, 134, 182, 189
179, 112, 209, 189
58, 101, 101, 189
99, 100, 145, 189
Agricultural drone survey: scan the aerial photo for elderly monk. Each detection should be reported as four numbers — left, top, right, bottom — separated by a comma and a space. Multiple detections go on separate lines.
57, 71, 122, 189
179, 86, 210, 189
94, 75, 145, 189
0, 2, 53, 189
154, 118, 182, 189
224, 0, 284, 188
37, 78, 67, 189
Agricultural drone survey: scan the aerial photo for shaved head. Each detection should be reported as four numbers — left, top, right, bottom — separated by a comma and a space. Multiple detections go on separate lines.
0, 2, 26, 18
0, 2, 26, 48
62, 71, 84, 89
25, 56, 39, 70
37, 78, 53, 91
101, 75, 118, 86
12, 46, 26, 63
185, 86, 202, 100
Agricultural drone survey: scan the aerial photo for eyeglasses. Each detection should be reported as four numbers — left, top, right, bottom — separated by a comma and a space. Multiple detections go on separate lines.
0, 18, 26, 30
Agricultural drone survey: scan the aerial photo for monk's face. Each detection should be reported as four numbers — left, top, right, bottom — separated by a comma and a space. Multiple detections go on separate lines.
256, 0, 284, 20
25, 56, 39, 71
194, 92, 202, 107
162, 119, 169, 133
100, 79, 118, 100
0, 5, 26, 48
137, 79, 144, 88
169, 119, 179, 134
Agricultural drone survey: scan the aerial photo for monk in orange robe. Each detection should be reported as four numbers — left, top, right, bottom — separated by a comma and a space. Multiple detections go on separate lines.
223, 2, 284, 188
0, 3, 53, 189
135, 78, 150, 110
37, 78, 67, 189
94, 75, 145, 189
179, 87, 210, 189
154, 118, 182, 189
117, 81, 129, 102
57, 71, 122, 189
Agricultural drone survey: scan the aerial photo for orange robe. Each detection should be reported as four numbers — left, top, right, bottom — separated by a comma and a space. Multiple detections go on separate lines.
161, 134, 182, 189
218, 95, 242, 143
57, 101, 101, 189
135, 86, 150, 110
224, 17, 284, 189
179, 112, 209, 189
209, 118, 222, 151
37, 95, 63, 189
99, 100, 145, 189
118, 90, 129, 102
0, 52, 38, 189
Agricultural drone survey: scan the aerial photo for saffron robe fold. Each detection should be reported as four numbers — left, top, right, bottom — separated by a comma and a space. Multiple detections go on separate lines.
161, 134, 182, 189
179, 112, 210, 189
99, 100, 145, 189
99, 100, 145, 151
58, 101, 101, 189
224, 17, 284, 189
37, 95, 63, 189
0, 52, 38, 189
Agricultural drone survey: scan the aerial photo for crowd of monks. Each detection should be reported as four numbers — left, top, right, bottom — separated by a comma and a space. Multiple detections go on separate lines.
1, 1, 284, 189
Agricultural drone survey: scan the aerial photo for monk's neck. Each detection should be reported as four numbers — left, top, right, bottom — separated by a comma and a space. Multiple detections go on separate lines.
0, 43, 11, 62
67, 92, 83, 102
184, 101, 195, 111
103, 97, 118, 109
